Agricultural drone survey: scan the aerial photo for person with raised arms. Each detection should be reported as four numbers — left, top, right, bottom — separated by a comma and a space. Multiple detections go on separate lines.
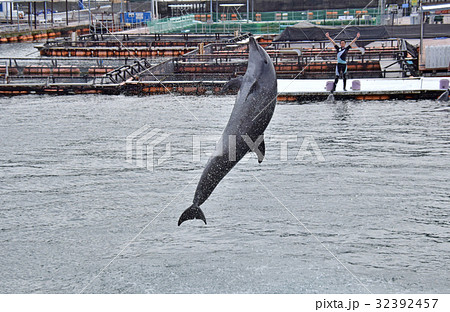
325, 32, 360, 92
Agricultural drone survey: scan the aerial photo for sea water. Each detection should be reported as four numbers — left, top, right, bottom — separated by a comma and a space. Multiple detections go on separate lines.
0, 93, 448, 293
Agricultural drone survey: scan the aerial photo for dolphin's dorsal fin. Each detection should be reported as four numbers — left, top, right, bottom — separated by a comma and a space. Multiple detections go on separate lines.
258, 138, 265, 163
221, 76, 243, 93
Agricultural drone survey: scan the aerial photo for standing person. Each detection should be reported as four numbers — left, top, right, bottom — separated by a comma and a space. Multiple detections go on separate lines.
325, 32, 360, 92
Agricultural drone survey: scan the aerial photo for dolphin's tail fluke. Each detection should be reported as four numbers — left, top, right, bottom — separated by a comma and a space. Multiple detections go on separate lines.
178, 204, 207, 226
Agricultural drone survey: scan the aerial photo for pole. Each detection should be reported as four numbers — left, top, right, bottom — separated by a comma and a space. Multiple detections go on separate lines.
150, 0, 154, 20
16, 3, 20, 31
420, 2, 424, 56
379, 0, 386, 25
120, 0, 123, 28
44, 2, 47, 29
247, 0, 249, 22
33, 1, 37, 29
28, 2, 31, 28
88, 0, 91, 31
216, 0, 218, 22
65, 0, 68, 25
111, 1, 114, 31
10, 1, 13, 24
210, 0, 212, 21
252, 0, 254, 21
51, 0, 54, 26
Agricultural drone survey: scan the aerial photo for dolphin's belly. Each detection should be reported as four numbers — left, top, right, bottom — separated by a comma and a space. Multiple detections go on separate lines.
225, 88, 277, 137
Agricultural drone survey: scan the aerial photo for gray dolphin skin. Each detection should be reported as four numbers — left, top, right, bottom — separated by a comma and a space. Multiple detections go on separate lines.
178, 36, 277, 226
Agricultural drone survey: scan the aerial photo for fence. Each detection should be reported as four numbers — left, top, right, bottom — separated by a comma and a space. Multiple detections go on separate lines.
147, 14, 197, 33
247, 8, 379, 23
148, 9, 381, 34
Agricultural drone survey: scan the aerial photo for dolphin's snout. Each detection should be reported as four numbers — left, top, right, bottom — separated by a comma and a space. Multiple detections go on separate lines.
248, 37, 266, 60
248, 37, 258, 52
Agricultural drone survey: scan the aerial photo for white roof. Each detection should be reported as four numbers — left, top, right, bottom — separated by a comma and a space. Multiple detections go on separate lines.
219, 4, 245, 7
422, 3, 450, 11
168, 4, 194, 8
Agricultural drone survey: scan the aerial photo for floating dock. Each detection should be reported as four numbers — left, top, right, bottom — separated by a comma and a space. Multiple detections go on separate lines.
0, 27, 91, 43
276, 77, 449, 101
0, 56, 157, 83
1, 32, 448, 101
0, 78, 448, 102
36, 33, 247, 58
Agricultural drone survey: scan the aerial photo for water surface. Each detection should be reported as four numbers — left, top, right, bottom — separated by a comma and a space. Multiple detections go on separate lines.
0, 93, 449, 294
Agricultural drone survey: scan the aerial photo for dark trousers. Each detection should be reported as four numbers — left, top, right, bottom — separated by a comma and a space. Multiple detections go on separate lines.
332, 63, 347, 92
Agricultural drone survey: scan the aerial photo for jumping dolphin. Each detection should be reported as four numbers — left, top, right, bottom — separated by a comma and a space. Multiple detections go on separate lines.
178, 37, 277, 226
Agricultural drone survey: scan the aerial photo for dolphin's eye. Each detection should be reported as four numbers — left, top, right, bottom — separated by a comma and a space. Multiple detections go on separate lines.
264, 60, 268, 64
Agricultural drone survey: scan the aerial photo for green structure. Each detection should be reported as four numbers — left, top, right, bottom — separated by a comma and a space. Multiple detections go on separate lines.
148, 8, 380, 34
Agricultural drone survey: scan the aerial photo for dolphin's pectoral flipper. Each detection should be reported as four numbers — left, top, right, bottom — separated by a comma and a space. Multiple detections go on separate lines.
258, 139, 265, 163
178, 204, 207, 226
221, 76, 243, 93
245, 81, 259, 101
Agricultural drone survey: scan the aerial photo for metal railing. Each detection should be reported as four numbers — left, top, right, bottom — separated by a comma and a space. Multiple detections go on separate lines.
152, 9, 381, 34
147, 14, 198, 33
100, 58, 154, 84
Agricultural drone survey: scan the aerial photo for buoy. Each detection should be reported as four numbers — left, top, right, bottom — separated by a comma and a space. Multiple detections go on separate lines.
356, 95, 390, 100
23, 66, 51, 76
88, 67, 113, 76
52, 66, 81, 77
277, 95, 297, 102
0, 66, 19, 75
